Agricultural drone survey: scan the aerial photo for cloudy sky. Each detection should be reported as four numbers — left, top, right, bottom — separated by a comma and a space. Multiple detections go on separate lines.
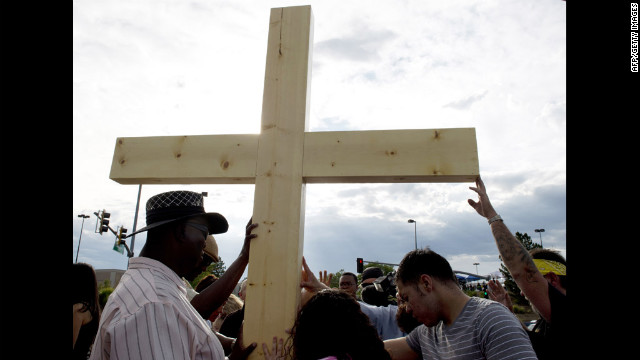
73, 0, 566, 280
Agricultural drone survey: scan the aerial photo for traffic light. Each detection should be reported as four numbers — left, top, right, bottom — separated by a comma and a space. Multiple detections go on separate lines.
118, 227, 128, 244
99, 210, 111, 234
357, 258, 364, 273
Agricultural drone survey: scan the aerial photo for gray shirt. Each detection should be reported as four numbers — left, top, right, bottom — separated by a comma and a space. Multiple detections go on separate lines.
405, 297, 537, 359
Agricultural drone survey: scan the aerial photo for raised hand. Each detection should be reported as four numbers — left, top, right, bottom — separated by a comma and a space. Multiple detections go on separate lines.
319, 270, 333, 287
467, 176, 498, 219
301, 257, 329, 292
487, 279, 513, 312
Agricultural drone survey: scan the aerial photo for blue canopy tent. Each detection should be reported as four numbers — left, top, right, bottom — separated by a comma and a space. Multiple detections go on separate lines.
453, 270, 491, 285
456, 273, 484, 282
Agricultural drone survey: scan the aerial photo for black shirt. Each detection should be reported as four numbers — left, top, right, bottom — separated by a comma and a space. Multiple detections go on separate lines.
528, 282, 567, 359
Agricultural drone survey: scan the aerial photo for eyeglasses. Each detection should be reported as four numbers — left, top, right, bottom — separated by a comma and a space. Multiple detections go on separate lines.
185, 222, 209, 239
339, 282, 356, 287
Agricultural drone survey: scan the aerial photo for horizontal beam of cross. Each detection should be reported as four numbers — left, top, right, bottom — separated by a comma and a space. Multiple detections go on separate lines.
110, 128, 479, 184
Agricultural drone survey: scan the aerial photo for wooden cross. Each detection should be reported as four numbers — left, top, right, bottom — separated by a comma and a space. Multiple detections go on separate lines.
109, 6, 478, 358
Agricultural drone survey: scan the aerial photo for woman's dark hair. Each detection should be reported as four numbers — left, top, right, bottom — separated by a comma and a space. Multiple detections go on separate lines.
289, 289, 391, 360
72, 262, 101, 360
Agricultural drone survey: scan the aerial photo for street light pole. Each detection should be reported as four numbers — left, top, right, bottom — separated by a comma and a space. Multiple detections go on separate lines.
129, 184, 143, 258
408, 219, 417, 250
75, 214, 90, 263
534, 228, 545, 248
473, 262, 480, 274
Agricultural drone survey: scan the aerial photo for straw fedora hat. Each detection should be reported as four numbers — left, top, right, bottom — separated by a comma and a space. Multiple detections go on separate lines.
204, 235, 220, 262
127, 190, 228, 238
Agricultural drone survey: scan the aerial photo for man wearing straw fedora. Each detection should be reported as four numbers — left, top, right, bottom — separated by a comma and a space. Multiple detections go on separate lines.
90, 190, 258, 360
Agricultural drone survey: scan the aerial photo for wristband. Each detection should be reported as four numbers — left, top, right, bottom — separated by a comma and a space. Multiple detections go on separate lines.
487, 214, 503, 224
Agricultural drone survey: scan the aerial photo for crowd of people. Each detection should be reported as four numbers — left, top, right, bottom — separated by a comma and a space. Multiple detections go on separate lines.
73, 177, 566, 359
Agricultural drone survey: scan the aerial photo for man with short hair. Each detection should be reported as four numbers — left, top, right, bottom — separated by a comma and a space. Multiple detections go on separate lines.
384, 249, 537, 359
90, 190, 257, 360
339, 272, 358, 298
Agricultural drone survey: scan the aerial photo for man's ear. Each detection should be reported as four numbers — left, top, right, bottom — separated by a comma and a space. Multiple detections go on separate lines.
173, 223, 186, 243
420, 274, 433, 292
546, 272, 560, 287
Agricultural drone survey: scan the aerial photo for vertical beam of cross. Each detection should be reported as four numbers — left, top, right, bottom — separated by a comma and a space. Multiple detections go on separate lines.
242, 6, 313, 357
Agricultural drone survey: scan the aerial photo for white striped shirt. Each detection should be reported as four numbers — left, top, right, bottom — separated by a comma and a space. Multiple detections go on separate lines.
89, 257, 225, 360
406, 297, 538, 359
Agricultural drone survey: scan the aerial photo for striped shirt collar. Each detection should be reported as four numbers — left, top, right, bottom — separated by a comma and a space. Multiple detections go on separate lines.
127, 256, 187, 296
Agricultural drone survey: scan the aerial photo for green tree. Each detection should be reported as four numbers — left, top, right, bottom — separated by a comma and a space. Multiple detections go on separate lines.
98, 279, 114, 310
191, 257, 227, 288
209, 257, 227, 278
330, 269, 345, 289
499, 232, 542, 306
98, 279, 112, 291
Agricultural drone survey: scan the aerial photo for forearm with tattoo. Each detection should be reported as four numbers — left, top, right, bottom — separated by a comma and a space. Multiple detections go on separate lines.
491, 222, 540, 284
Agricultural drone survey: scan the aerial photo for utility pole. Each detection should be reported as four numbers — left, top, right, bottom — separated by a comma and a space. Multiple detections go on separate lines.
534, 228, 545, 248
129, 184, 143, 257
408, 219, 417, 250
75, 214, 90, 263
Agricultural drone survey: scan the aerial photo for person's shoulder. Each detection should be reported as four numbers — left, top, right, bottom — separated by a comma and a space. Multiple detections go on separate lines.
469, 296, 505, 311
467, 297, 516, 322
406, 323, 428, 342
470, 298, 527, 335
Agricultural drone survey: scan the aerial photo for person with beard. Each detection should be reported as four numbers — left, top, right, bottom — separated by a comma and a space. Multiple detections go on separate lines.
89, 190, 258, 360
383, 249, 537, 359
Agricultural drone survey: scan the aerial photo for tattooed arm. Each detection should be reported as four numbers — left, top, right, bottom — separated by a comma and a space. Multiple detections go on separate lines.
468, 176, 551, 322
